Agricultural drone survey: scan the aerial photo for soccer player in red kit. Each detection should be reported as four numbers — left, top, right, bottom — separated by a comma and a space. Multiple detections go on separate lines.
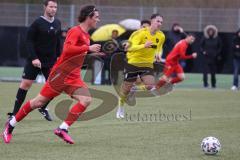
2, 5, 104, 144
156, 34, 197, 89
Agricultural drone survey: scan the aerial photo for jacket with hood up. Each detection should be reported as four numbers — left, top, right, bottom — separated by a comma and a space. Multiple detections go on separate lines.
200, 25, 222, 62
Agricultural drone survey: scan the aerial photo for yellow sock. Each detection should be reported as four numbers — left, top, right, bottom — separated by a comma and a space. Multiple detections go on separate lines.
119, 93, 127, 106
135, 84, 147, 91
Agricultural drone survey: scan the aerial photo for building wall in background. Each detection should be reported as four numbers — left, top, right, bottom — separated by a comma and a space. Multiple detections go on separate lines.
0, 3, 240, 32
0, 26, 27, 66
1, 0, 240, 8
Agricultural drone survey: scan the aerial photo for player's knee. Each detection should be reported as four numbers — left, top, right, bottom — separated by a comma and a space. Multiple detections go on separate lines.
30, 95, 49, 109
80, 96, 92, 107
20, 80, 33, 90
31, 99, 45, 109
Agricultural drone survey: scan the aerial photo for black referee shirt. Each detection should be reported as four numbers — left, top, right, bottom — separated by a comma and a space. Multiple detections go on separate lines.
26, 16, 61, 68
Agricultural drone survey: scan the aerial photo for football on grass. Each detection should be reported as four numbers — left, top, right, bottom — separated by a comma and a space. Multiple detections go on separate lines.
201, 136, 221, 155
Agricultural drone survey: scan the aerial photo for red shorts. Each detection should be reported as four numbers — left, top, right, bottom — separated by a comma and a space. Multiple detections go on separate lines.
40, 79, 87, 99
163, 63, 184, 77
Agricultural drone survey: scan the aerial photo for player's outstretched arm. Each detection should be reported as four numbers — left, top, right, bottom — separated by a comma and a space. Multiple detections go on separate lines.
127, 30, 146, 52
180, 46, 197, 60
89, 44, 101, 53
63, 30, 89, 56
89, 44, 105, 56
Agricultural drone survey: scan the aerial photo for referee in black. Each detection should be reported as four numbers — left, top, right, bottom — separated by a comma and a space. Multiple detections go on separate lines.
8, 0, 62, 121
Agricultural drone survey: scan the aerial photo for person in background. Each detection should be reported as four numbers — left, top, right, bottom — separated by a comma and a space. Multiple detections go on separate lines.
231, 29, 240, 91
140, 20, 150, 28
101, 29, 119, 85
163, 23, 186, 67
156, 34, 197, 90
200, 25, 222, 89
7, 0, 61, 121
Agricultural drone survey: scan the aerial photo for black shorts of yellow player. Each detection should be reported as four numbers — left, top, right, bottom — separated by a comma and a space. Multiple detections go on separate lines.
123, 62, 154, 82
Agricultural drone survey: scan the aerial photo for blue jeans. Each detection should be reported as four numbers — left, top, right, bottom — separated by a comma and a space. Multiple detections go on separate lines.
233, 58, 240, 87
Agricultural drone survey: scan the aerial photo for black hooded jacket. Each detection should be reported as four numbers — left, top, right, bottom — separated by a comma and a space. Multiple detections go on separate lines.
200, 25, 222, 62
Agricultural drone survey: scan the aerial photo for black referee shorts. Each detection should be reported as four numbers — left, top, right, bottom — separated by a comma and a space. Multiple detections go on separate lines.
22, 61, 51, 80
123, 62, 154, 82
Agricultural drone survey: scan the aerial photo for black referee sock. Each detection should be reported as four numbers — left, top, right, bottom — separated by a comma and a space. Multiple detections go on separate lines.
12, 88, 28, 115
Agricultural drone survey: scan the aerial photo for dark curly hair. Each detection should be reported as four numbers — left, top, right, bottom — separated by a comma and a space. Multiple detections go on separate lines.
43, 0, 57, 6
78, 5, 98, 23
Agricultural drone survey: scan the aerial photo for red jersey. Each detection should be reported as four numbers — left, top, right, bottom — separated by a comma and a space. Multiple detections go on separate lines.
166, 39, 193, 65
49, 26, 90, 85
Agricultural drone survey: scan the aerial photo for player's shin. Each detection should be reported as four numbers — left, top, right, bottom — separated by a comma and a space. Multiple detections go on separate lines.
14, 101, 33, 123
116, 93, 127, 118
119, 94, 127, 107
12, 88, 28, 115
170, 77, 183, 84
62, 103, 86, 129
156, 79, 167, 89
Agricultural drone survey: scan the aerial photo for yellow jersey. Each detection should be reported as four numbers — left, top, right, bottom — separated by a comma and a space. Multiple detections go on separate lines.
126, 27, 165, 68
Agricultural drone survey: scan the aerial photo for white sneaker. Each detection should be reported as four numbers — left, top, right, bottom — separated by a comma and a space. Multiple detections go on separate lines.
231, 86, 238, 91
116, 107, 125, 119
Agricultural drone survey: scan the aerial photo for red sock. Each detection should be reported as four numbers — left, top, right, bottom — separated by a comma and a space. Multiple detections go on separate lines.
156, 79, 166, 89
15, 101, 33, 122
64, 103, 86, 126
170, 77, 183, 84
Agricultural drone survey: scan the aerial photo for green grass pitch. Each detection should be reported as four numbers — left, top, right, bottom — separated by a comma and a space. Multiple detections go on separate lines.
0, 76, 240, 160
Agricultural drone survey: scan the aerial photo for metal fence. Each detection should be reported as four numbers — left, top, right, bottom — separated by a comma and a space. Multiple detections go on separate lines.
1, 3, 240, 32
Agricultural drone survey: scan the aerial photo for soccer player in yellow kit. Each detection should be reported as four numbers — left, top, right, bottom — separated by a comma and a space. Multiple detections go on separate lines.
116, 13, 165, 118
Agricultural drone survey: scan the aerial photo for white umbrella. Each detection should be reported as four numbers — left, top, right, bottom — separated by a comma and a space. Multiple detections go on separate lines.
119, 19, 141, 30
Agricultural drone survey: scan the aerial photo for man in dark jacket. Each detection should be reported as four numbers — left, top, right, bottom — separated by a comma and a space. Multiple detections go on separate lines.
200, 25, 222, 88
231, 29, 240, 91
162, 23, 187, 70
164, 23, 186, 57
